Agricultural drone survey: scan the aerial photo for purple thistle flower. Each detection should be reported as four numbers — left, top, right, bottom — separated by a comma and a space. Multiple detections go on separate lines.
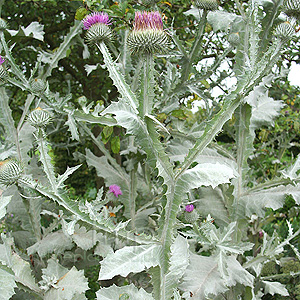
0, 56, 5, 65
133, 11, 163, 31
109, 184, 123, 198
258, 231, 263, 238
82, 12, 112, 30
185, 204, 194, 213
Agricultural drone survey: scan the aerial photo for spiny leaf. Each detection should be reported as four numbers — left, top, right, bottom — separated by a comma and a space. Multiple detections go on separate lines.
99, 244, 162, 280
96, 284, 154, 300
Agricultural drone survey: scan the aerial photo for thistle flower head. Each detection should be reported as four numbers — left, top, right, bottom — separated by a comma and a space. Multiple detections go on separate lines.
109, 184, 123, 198
228, 32, 240, 46
275, 21, 295, 42
27, 107, 51, 128
185, 204, 195, 212
82, 12, 111, 30
0, 159, 23, 186
83, 12, 113, 45
0, 56, 5, 65
283, 0, 300, 20
127, 11, 170, 55
30, 78, 47, 94
184, 205, 199, 223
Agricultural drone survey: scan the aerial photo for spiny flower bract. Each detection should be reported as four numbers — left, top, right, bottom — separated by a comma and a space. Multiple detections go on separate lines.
27, 107, 51, 128
82, 12, 113, 45
127, 11, 170, 55
275, 21, 295, 42
0, 159, 23, 186
283, 0, 300, 20
194, 0, 219, 11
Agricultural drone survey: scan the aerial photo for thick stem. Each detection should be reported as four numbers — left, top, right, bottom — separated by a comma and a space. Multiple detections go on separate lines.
140, 54, 154, 118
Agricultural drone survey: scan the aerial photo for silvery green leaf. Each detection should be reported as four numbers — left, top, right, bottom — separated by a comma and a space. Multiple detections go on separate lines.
248, 93, 284, 128
0, 88, 16, 143
62, 219, 78, 236
0, 235, 41, 295
240, 184, 300, 217
180, 254, 226, 299
177, 162, 236, 191
0, 195, 12, 219
183, 7, 201, 20
96, 284, 154, 300
282, 154, 300, 179
84, 64, 99, 76
19, 121, 35, 165
71, 294, 87, 300
173, 289, 181, 300
94, 234, 114, 257
0, 266, 17, 300
41, 259, 88, 300
262, 281, 289, 296
27, 231, 73, 258
7, 22, 45, 41
72, 225, 98, 251
99, 244, 162, 280
168, 140, 237, 172
223, 255, 254, 287
196, 187, 231, 228
164, 235, 189, 299
207, 11, 241, 32
56, 165, 81, 190
65, 114, 80, 141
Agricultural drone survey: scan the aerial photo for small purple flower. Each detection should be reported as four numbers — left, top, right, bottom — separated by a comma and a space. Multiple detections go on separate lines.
0, 56, 5, 65
10, 214, 14, 218
82, 12, 112, 30
109, 184, 122, 198
258, 231, 263, 238
133, 11, 163, 31
185, 204, 194, 213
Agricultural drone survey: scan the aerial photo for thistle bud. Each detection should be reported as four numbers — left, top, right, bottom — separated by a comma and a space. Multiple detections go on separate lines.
30, 78, 46, 94
127, 11, 170, 55
0, 159, 23, 186
0, 56, 7, 80
82, 12, 113, 45
0, 18, 7, 31
228, 32, 240, 46
194, 0, 219, 11
27, 107, 51, 128
275, 21, 295, 41
184, 205, 199, 223
283, 0, 300, 20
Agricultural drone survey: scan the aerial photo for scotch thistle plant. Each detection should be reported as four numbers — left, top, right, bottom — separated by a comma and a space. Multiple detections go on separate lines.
83, 12, 113, 45
127, 11, 170, 55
